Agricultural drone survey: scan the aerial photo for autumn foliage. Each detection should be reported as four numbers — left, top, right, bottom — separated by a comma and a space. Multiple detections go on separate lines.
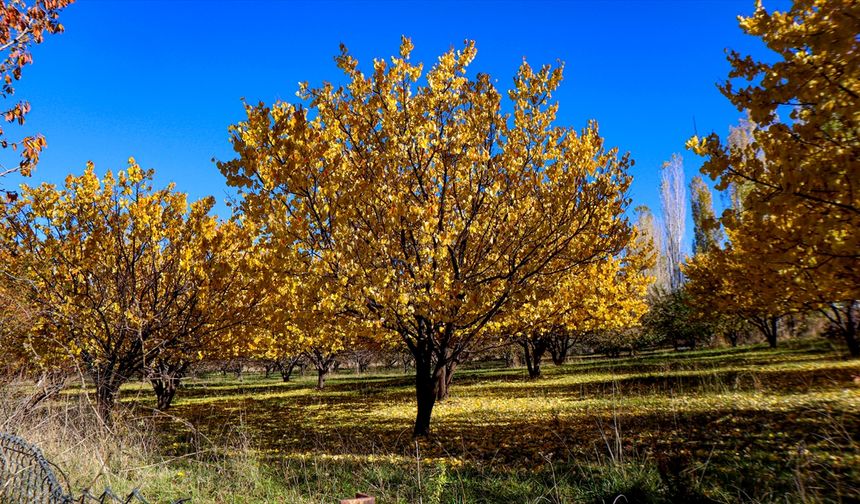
0, 0, 73, 179
220, 38, 641, 435
686, 0, 859, 355
0, 161, 262, 418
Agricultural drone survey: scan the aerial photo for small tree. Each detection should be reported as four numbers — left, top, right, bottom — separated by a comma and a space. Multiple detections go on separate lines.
0, 161, 258, 419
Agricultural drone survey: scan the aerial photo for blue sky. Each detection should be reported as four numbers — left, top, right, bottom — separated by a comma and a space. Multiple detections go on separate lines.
5, 0, 783, 252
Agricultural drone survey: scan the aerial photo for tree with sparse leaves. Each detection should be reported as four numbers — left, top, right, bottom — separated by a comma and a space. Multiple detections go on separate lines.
0, 0, 73, 183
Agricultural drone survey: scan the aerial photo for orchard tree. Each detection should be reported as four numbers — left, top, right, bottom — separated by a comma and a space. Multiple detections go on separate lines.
143, 218, 262, 410
0, 161, 261, 419
687, 0, 859, 355
502, 248, 651, 378
684, 246, 793, 348
220, 39, 636, 436
0, 0, 73, 181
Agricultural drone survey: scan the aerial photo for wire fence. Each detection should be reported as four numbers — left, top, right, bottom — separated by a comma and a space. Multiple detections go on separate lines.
0, 432, 189, 504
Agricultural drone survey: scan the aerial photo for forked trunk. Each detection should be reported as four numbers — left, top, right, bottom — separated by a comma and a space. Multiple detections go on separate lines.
434, 358, 457, 401
521, 337, 547, 379
278, 356, 301, 382
825, 301, 860, 358
149, 360, 189, 411
152, 378, 178, 410
751, 316, 779, 348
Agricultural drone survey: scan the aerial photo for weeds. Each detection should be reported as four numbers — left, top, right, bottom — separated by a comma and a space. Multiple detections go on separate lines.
1, 339, 857, 502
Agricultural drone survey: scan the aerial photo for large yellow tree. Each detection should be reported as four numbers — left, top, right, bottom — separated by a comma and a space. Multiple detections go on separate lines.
220, 39, 635, 436
687, 0, 859, 356
0, 161, 260, 418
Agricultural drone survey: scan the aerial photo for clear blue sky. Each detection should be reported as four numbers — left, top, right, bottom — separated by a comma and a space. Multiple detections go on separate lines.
6, 0, 785, 252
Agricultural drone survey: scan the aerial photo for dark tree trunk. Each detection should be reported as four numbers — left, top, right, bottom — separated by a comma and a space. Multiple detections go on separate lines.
548, 333, 571, 365
751, 316, 780, 348
94, 373, 124, 424
149, 360, 189, 411
727, 330, 739, 348
824, 301, 860, 358
152, 377, 178, 411
264, 363, 274, 379
413, 342, 440, 438
279, 356, 300, 382
307, 350, 335, 390
520, 337, 547, 379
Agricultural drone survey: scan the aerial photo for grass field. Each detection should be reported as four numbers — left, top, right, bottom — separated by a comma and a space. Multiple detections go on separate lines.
15, 339, 860, 503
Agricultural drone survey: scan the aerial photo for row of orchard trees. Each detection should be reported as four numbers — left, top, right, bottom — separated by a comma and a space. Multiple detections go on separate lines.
0, 19, 654, 436
3, 0, 855, 439
0, 163, 266, 417
683, 0, 859, 356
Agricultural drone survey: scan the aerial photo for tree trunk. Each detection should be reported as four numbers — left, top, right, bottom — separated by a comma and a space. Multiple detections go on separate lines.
727, 330, 739, 347
825, 301, 860, 358
308, 350, 334, 390
766, 317, 778, 348
152, 376, 178, 410
434, 356, 457, 401
548, 333, 570, 365
520, 337, 547, 379
316, 368, 328, 390
751, 316, 779, 348
413, 345, 440, 438
94, 374, 123, 424
149, 360, 189, 411
280, 357, 299, 382
845, 325, 860, 358
358, 358, 370, 374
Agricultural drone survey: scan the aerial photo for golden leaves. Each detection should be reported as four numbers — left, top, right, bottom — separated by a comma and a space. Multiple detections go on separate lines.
687, 0, 860, 315
220, 39, 636, 363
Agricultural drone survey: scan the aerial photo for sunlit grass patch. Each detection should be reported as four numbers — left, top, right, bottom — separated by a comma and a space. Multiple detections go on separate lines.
25, 339, 857, 502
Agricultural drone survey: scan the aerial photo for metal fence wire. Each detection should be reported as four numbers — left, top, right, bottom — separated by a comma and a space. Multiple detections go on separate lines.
0, 431, 70, 504
0, 432, 189, 504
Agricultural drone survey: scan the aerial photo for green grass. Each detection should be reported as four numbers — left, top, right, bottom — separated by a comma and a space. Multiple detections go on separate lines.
14, 339, 860, 502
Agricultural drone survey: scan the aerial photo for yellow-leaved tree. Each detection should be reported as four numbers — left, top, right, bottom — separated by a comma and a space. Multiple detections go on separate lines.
0, 161, 261, 418
496, 243, 652, 378
219, 38, 635, 436
687, 0, 859, 356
